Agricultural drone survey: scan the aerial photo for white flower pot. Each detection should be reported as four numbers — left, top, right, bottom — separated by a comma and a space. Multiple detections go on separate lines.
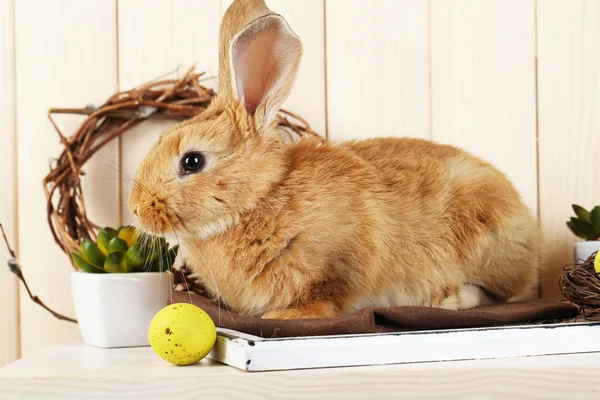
71, 271, 173, 348
574, 241, 600, 264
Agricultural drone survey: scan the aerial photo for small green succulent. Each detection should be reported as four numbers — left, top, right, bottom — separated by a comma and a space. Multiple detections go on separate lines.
71, 225, 178, 273
567, 204, 600, 241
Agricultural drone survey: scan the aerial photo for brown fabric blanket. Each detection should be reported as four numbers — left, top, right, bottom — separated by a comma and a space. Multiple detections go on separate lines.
170, 291, 578, 338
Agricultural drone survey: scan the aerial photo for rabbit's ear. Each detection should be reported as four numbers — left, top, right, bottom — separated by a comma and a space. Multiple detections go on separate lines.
218, 0, 302, 127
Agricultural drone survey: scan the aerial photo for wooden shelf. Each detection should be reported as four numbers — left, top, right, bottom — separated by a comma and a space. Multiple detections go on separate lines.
1, 342, 599, 398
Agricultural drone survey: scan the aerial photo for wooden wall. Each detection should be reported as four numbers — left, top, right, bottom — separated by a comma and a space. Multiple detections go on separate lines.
1, 0, 598, 365
537, 0, 600, 298
0, 0, 19, 367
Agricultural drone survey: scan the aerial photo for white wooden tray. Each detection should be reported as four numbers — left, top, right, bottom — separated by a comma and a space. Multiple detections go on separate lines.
208, 321, 600, 372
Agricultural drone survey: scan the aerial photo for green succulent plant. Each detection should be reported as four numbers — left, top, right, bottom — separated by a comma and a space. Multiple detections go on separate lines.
567, 204, 600, 241
71, 225, 178, 273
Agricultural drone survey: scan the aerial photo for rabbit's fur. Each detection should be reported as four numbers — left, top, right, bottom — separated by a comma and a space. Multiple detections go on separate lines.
130, 0, 539, 319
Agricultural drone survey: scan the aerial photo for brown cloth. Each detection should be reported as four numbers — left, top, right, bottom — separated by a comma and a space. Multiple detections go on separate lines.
171, 291, 578, 338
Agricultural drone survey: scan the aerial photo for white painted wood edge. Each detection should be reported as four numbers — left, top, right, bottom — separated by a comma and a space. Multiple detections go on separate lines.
209, 321, 600, 372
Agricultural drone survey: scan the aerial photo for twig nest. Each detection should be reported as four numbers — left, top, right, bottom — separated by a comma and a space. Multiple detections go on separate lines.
560, 251, 600, 319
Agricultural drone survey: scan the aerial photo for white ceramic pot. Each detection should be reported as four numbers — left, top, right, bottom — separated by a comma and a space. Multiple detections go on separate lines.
574, 241, 600, 264
71, 271, 173, 348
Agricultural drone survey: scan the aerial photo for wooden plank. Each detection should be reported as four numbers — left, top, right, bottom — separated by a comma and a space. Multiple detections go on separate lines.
537, 0, 600, 298
430, 0, 538, 216
15, 0, 118, 356
0, 0, 20, 367
210, 322, 600, 371
2, 344, 600, 398
118, 0, 221, 222
325, 0, 431, 140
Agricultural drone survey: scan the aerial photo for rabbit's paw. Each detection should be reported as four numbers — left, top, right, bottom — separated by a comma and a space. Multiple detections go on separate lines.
439, 284, 493, 310
261, 301, 339, 319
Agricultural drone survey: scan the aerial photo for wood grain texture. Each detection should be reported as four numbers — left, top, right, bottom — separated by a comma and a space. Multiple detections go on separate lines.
430, 0, 538, 216
1, 344, 600, 399
537, 0, 600, 298
15, 0, 118, 356
118, 0, 221, 222
325, 0, 431, 141
0, 0, 19, 367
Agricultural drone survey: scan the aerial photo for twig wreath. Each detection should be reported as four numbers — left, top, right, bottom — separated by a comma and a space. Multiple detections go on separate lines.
43, 66, 323, 263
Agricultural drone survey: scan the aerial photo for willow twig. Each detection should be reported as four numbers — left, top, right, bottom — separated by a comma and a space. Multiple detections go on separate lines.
1, 223, 77, 323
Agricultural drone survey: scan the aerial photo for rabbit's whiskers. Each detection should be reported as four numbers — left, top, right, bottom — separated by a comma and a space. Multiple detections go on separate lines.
94, 153, 154, 200
166, 219, 192, 305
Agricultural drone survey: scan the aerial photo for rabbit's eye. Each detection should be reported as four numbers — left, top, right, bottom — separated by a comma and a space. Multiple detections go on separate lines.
180, 152, 205, 175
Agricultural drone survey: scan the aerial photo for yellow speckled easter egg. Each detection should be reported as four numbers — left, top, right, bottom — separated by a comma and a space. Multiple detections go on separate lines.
148, 303, 217, 366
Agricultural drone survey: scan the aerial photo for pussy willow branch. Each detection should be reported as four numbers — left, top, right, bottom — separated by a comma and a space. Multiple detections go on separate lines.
1, 223, 77, 323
